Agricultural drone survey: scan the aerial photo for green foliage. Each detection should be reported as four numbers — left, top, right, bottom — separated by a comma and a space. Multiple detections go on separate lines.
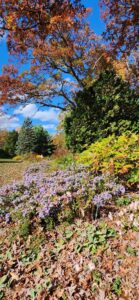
64, 71, 139, 152
52, 132, 69, 158
50, 154, 75, 170
43, 216, 56, 230
126, 169, 139, 188
112, 277, 122, 296
10, 217, 31, 241
93, 271, 102, 285
58, 206, 75, 224
64, 229, 74, 240
0, 148, 9, 159
3, 130, 18, 157
16, 122, 54, 156
55, 154, 74, 168
78, 133, 139, 177
20, 218, 31, 239
75, 223, 116, 254
0, 275, 8, 289
33, 125, 55, 156
126, 246, 137, 256
116, 197, 132, 206
16, 118, 36, 155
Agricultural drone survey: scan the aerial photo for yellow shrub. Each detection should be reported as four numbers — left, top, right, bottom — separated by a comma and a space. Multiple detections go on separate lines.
35, 154, 44, 160
77, 133, 139, 176
12, 155, 23, 161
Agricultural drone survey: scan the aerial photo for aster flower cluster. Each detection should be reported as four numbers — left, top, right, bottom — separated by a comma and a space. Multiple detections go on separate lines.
92, 178, 125, 208
0, 162, 125, 223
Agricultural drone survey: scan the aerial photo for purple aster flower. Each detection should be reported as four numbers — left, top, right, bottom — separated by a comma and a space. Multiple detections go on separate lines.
113, 184, 125, 195
5, 213, 10, 223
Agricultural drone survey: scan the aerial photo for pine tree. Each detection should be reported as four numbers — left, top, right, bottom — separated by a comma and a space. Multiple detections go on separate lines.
16, 118, 36, 155
4, 130, 18, 157
34, 126, 55, 156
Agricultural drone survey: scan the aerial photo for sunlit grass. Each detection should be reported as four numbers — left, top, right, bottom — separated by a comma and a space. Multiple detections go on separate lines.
0, 160, 31, 186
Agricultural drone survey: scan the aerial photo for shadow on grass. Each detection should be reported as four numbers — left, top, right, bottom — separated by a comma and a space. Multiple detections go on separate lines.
0, 159, 22, 163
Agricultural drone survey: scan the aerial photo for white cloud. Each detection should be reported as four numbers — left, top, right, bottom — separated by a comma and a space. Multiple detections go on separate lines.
14, 104, 37, 118
34, 110, 58, 122
0, 113, 20, 130
65, 77, 72, 82
14, 104, 59, 122
43, 124, 56, 130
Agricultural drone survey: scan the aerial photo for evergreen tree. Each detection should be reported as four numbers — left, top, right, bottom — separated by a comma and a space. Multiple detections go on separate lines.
4, 130, 18, 157
64, 71, 139, 152
34, 126, 55, 156
16, 118, 36, 155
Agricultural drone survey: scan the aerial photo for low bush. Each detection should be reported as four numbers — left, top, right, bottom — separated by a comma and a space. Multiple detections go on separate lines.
22, 153, 39, 161
116, 196, 132, 206
13, 153, 45, 161
35, 154, 44, 160
126, 169, 139, 189
51, 153, 75, 170
12, 155, 23, 161
77, 133, 139, 182
0, 163, 125, 228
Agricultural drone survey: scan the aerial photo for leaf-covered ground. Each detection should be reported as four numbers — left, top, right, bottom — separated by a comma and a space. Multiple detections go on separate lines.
0, 197, 139, 299
0, 161, 31, 186
0, 162, 139, 300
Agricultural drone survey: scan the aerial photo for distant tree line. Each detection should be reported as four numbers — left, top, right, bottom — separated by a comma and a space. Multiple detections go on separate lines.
1, 70, 138, 158
0, 118, 55, 158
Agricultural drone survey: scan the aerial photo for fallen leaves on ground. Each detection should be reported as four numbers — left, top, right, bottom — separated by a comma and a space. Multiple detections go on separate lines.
0, 195, 139, 299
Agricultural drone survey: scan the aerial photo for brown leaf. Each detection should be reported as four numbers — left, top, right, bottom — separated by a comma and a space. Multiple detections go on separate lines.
96, 289, 105, 300
37, 289, 48, 300
55, 289, 64, 298
26, 261, 41, 273
10, 272, 19, 281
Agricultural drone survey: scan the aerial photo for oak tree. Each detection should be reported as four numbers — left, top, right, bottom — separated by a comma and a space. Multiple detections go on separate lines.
0, 0, 109, 110
99, 0, 139, 57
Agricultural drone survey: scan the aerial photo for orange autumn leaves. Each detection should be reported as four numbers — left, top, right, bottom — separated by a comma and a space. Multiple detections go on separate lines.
99, 0, 139, 56
0, 1, 138, 109
0, 2, 105, 109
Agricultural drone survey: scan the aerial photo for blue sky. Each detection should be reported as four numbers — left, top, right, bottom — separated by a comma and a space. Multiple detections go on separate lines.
0, 0, 105, 134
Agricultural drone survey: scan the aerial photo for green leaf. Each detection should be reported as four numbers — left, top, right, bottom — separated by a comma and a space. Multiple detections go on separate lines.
112, 277, 122, 295
106, 228, 116, 237
6, 250, 12, 260
0, 291, 4, 299
126, 246, 137, 256
29, 288, 36, 299
75, 244, 83, 253
64, 230, 74, 240
0, 275, 8, 289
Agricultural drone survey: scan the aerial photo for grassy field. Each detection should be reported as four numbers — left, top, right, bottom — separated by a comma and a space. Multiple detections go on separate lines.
0, 160, 31, 186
